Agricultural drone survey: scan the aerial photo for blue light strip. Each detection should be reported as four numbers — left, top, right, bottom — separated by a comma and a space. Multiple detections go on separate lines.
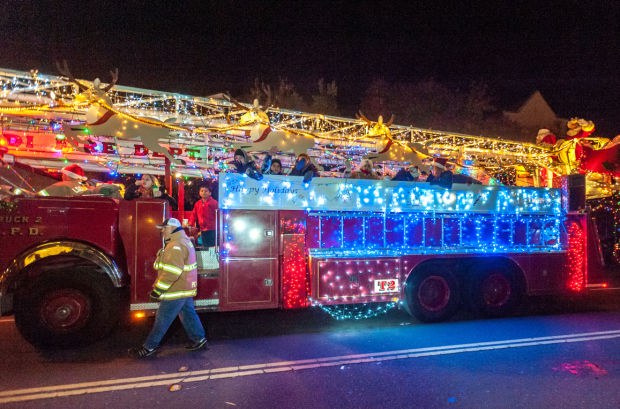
219, 174, 563, 215
308, 210, 565, 258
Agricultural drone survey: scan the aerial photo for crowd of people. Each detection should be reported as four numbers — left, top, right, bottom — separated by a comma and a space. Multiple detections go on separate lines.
230, 145, 483, 188
1, 146, 482, 212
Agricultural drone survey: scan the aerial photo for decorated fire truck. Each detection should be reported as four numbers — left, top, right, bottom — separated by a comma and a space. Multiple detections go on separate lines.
0, 66, 618, 348
0, 171, 614, 347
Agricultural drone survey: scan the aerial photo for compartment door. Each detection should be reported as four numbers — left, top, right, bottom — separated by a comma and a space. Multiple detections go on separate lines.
219, 210, 278, 310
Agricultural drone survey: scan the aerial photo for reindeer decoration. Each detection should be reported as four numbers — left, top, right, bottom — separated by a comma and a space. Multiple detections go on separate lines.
356, 112, 429, 167
57, 61, 180, 163
226, 96, 315, 153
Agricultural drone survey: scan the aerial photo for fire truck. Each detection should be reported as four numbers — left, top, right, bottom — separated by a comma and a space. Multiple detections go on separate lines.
1, 171, 616, 348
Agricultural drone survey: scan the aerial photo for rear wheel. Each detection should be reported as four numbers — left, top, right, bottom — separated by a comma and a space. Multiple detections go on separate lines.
14, 268, 120, 348
468, 266, 522, 318
406, 268, 460, 323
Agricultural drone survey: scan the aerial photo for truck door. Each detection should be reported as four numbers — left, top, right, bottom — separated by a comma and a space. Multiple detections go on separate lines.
219, 209, 278, 311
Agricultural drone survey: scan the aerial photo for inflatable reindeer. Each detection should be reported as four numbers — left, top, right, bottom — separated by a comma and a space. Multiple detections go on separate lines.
357, 112, 428, 167
57, 61, 179, 163
227, 97, 315, 153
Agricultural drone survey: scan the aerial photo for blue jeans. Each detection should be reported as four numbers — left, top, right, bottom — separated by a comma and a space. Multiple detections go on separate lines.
144, 297, 205, 350
200, 230, 216, 248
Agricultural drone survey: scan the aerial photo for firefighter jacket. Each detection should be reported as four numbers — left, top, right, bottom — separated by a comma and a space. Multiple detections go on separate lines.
38, 180, 90, 197
152, 229, 198, 300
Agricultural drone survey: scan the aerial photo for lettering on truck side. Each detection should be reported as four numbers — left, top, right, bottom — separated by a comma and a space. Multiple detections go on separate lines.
0, 215, 44, 236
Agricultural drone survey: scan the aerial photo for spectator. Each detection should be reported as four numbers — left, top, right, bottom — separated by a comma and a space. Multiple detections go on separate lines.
289, 153, 319, 183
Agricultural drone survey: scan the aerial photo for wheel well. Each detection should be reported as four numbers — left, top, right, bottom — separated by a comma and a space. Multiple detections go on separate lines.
11, 256, 103, 295
3, 240, 123, 294
2, 241, 123, 316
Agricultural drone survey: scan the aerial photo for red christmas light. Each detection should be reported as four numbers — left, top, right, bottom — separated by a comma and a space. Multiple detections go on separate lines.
281, 216, 308, 308
567, 220, 586, 291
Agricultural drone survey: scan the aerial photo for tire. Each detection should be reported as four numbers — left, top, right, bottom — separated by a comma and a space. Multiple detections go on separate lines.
14, 268, 120, 348
406, 267, 460, 323
468, 265, 523, 318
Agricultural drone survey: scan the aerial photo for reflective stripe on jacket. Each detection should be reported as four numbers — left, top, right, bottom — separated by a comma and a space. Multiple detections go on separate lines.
152, 229, 198, 300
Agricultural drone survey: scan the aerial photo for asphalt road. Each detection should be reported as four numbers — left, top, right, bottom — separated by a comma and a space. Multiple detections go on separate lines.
2, 294, 620, 409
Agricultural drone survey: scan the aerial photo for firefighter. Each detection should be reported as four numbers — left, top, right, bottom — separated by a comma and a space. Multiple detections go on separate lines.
129, 217, 207, 358
38, 163, 90, 197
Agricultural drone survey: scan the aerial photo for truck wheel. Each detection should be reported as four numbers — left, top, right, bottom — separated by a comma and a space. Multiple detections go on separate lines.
14, 269, 120, 348
468, 266, 522, 318
406, 268, 460, 323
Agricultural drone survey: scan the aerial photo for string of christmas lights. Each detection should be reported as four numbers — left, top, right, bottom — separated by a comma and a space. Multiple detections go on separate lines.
310, 299, 397, 320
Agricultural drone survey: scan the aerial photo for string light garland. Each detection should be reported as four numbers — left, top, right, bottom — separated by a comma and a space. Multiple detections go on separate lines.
310, 299, 397, 320
0, 200, 17, 212
1, 67, 570, 179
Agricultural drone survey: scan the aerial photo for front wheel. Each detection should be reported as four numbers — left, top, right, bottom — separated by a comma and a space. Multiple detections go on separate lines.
406, 268, 460, 323
14, 268, 120, 348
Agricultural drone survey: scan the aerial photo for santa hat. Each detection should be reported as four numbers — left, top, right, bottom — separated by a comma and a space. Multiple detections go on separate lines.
536, 129, 553, 144
61, 164, 87, 180
431, 157, 448, 170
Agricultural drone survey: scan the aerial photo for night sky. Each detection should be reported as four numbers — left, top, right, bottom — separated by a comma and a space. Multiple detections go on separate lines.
1, 0, 619, 135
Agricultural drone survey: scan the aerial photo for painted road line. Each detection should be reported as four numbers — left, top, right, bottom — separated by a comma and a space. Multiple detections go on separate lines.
4, 329, 620, 399
3, 329, 620, 404
4, 328, 620, 398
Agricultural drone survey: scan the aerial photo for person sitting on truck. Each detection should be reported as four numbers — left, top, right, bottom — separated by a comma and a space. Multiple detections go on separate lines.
124, 174, 158, 200
391, 166, 421, 182
452, 172, 483, 185
261, 146, 285, 175
349, 158, 381, 180
129, 217, 207, 358
289, 153, 319, 183
187, 184, 218, 248
231, 148, 263, 180
426, 157, 453, 189
38, 164, 91, 197
158, 186, 178, 210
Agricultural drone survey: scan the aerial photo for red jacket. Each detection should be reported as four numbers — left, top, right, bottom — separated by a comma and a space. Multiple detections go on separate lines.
188, 197, 218, 231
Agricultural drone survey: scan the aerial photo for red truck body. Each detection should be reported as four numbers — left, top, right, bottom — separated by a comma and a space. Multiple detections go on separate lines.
0, 174, 614, 347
